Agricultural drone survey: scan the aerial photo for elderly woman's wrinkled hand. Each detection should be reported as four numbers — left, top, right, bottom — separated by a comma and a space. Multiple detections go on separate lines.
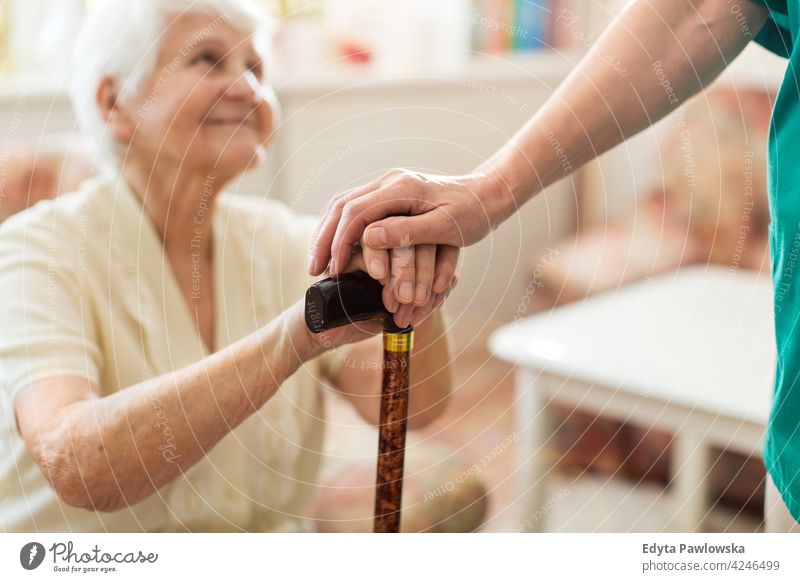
342, 237, 459, 330
300, 238, 457, 365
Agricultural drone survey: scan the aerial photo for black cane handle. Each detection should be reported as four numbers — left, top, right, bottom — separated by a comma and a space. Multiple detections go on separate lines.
304, 271, 411, 334
304, 270, 414, 533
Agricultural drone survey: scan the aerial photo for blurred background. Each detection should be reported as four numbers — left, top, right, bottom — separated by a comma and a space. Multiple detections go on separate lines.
0, 0, 787, 532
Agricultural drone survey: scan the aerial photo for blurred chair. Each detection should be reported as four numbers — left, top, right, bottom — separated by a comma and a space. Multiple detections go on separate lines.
1, 135, 97, 221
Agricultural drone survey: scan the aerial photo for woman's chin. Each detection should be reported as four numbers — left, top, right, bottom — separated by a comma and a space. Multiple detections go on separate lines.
195, 142, 267, 175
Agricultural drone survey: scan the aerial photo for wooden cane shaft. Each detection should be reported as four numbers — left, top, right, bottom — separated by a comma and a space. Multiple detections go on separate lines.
374, 330, 413, 533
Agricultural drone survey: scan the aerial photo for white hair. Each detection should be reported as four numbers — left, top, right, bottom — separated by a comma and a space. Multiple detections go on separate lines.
69, 0, 272, 165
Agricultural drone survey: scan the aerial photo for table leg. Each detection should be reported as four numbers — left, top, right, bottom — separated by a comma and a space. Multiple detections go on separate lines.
667, 429, 709, 532
512, 367, 554, 532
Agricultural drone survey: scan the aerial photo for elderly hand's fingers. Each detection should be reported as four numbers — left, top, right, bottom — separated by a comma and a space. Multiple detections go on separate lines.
360, 238, 390, 285
432, 245, 460, 295
382, 282, 399, 314
410, 272, 458, 326
316, 317, 385, 351
340, 245, 368, 274
412, 244, 436, 306
389, 245, 416, 305
409, 288, 438, 327
393, 301, 415, 330
308, 179, 381, 276
431, 274, 458, 311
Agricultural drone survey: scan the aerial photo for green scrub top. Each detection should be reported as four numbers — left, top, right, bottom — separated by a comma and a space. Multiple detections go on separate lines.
748, 0, 800, 521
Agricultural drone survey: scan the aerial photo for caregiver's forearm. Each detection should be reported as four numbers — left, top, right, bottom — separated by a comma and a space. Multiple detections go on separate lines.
43, 301, 314, 512
479, 0, 768, 221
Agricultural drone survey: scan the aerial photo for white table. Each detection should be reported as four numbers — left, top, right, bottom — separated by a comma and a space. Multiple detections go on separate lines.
489, 266, 776, 532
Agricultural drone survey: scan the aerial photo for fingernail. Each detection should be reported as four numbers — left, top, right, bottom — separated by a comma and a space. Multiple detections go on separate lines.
399, 282, 414, 303
415, 283, 429, 305
307, 256, 317, 274
411, 310, 424, 327
433, 275, 448, 294
367, 227, 388, 247
370, 259, 386, 279
386, 294, 399, 313
399, 311, 411, 328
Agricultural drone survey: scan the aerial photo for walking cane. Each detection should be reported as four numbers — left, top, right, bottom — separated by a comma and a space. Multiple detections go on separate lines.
305, 271, 413, 533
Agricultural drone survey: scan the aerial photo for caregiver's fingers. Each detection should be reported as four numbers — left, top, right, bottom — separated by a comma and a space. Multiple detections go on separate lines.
308, 179, 381, 276
329, 188, 434, 275
390, 245, 416, 305
412, 244, 436, 306
433, 245, 460, 295
362, 211, 460, 251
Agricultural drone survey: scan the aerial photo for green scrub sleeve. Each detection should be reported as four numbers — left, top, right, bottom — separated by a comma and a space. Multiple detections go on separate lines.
748, 0, 793, 58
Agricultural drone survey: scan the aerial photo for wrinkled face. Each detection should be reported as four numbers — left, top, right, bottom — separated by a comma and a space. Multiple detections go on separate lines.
118, 12, 274, 176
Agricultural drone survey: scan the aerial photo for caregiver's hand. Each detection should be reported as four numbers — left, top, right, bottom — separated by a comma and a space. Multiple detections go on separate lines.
308, 0, 770, 293
307, 170, 509, 280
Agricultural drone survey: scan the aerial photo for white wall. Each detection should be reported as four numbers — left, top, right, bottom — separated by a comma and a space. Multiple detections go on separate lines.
580, 36, 787, 227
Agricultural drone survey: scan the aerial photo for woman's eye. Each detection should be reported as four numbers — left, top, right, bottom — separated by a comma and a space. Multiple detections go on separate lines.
248, 62, 263, 78
194, 52, 221, 67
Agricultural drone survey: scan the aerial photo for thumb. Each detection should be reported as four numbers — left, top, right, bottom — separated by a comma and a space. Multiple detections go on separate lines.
363, 213, 462, 248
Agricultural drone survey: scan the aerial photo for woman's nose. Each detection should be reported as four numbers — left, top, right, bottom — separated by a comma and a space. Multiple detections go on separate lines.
222, 70, 267, 104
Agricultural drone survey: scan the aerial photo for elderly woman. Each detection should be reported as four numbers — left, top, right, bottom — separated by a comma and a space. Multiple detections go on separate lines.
0, 0, 457, 532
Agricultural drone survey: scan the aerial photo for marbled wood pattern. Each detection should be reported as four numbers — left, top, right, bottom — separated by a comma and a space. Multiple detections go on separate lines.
374, 347, 411, 533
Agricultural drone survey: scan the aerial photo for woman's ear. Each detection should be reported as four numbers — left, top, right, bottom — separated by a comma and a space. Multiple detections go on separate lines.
95, 76, 135, 144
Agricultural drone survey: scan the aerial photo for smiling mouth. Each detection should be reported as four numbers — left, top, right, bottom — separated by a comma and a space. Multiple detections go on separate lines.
204, 118, 258, 129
